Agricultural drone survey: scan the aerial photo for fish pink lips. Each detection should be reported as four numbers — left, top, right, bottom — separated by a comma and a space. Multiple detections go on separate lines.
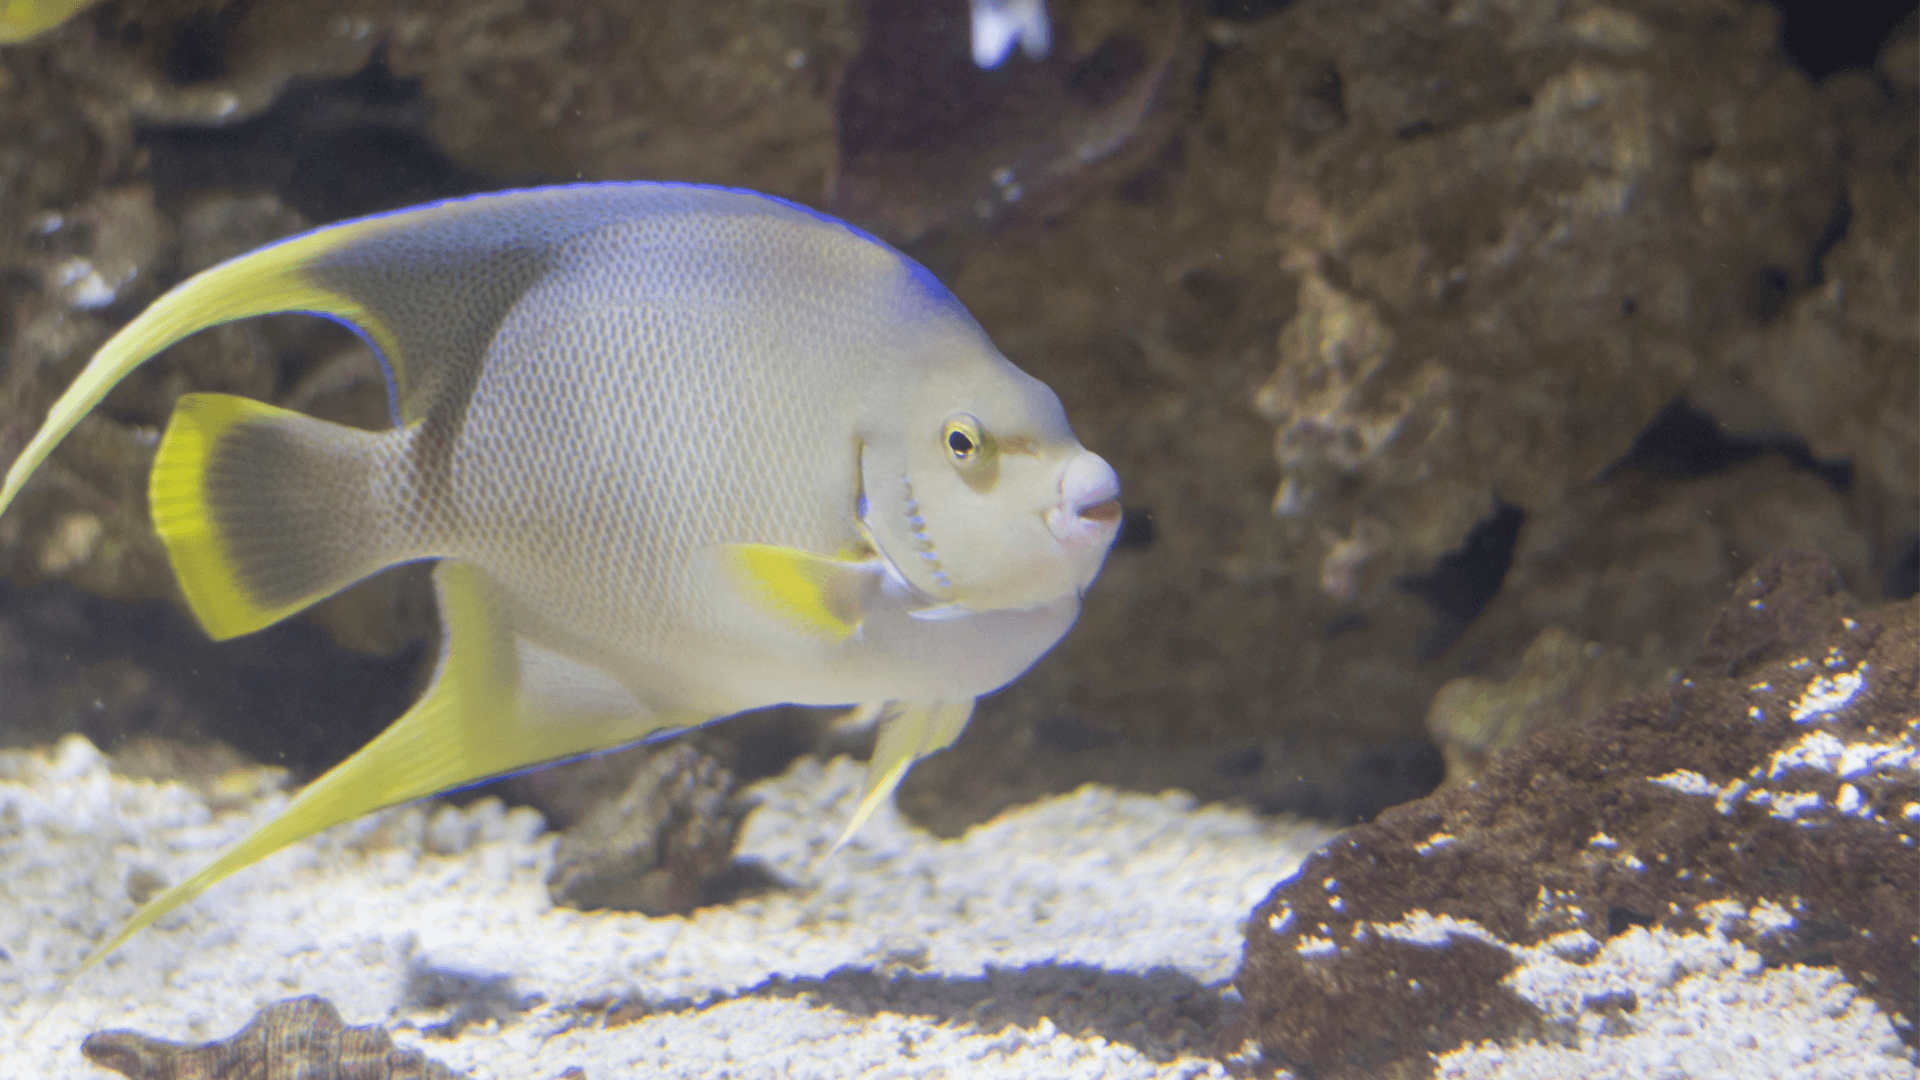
1047, 454, 1122, 547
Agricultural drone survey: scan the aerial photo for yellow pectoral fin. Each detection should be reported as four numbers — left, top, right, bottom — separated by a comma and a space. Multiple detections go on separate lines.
716, 543, 874, 641
832, 700, 976, 852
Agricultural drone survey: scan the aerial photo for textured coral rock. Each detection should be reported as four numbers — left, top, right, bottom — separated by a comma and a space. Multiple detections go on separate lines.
1251, 0, 1863, 563
380, 0, 861, 198
547, 744, 753, 916
1, 0, 1910, 836
1728, 25, 1919, 568
1233, 549, 1919, 1077
1424, 625, 1663, 789
1424, 454, 1876, 778
832, 0, 1202, 244
82, 994, 466, 1080
899, 0, 1911, 832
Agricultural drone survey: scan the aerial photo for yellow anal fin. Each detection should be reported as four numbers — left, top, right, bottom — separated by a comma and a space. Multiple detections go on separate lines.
832, 700, 976, 852
716, 543, 874, 640
62, 560, 693, 983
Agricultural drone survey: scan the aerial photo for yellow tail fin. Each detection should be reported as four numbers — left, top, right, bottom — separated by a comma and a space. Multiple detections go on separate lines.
150, 393, 400, 640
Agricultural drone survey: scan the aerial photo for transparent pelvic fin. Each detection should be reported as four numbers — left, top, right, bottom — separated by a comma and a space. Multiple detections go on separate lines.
832, 699, 976, 852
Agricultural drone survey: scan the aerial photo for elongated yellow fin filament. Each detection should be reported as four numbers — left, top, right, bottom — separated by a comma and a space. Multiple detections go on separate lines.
60, 561, 699, 989
832, 699, 975, 852
0, 220, 401, 521
64, 561, 517, 980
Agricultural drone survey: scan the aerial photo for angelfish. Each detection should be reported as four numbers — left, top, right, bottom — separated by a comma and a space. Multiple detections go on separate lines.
0, 183, 1121, 973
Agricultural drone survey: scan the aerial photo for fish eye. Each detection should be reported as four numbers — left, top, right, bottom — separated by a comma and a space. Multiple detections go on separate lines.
941, 414, 993, 469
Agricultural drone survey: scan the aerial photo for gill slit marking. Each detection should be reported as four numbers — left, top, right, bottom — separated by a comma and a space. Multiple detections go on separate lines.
901, 476, 953, 592
852, 456, 919, 599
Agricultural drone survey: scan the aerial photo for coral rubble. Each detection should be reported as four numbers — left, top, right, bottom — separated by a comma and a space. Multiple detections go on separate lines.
547, 745, 752, 917
82, 995, 465, 1080
1234, 549, 1919, 1076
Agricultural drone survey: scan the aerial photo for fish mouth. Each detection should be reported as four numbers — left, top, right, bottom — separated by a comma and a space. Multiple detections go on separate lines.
1046, 453, 1122, 548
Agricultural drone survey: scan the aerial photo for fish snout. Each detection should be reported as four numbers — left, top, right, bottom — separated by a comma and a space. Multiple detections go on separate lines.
1046, 452, 1122, 548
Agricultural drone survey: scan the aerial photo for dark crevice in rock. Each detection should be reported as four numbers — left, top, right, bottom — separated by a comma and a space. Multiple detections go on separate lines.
1806, 189, 1854, 287
1034, 712, 1123, 754
1602, 398, 1853, 493
164, 4, 244, 87
1397, 500, 1524, 658
1750, 264, 1795, 324
1216, 744, 1265, 779
1770, 0, 1918, 79
139, 53, 496, 226
1211, 0, 1299, 21
1605, 904, 1658, 937
1114, 506, 1157, 549
1887, 533, 1920, 600
1066, 33, 1152, 110
1250, 738, 1445, 825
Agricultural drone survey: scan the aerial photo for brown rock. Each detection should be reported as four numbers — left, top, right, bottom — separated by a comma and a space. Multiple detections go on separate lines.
899, 0, 1904, 834
547, 744, 753, 916
1233, 549, 1920, 1077
1425, 625, 1666, 789
82, 995, 466, 1080
1726, 21, 1919, 573
831, 0, 1202, 244
1, 0, 1908, 844
383, 0, 860, 200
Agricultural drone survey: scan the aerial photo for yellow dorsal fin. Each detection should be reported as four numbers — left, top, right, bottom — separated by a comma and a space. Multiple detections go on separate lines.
716, 543, 874, 640
832, 700, 976, 852
0, 221, 400, 521
2, 185, 673, 525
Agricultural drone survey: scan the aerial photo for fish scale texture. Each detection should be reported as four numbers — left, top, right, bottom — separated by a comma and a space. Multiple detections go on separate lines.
145, 182, 1100, 718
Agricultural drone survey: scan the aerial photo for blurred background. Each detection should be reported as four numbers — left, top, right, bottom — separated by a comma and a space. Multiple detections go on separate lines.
0, 0, 1912, 855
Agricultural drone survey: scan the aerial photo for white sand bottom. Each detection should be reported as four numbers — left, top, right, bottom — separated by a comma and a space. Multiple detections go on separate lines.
0, 737, 1332, 1078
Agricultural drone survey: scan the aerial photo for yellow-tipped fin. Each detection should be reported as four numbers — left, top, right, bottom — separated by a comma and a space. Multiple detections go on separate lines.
63, 560, 696, 982
0, 0, 103, 43
832, 700, 975, 851
65, 561, 518, 979
149, 393, 395, 640
0, 225, 398, 523
716, 543, 875, 640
